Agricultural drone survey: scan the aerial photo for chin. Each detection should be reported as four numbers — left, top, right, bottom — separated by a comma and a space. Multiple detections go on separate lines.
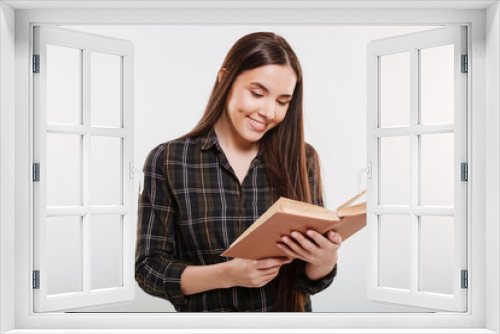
242, 132, 264, 144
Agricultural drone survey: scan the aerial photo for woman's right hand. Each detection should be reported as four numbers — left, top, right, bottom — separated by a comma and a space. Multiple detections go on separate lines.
225, 257, 292, 288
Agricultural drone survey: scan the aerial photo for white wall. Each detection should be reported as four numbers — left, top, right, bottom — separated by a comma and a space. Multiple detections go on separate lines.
55, 24, 441, 313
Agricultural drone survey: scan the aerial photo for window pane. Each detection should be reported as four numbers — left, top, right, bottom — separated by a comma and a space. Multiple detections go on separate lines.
47, 216, 82, 295
90, 136, 121, 206
91, 51, 121, 128
379, 215, 411, 290
420, 44, 454, 125
46, 44, 81, 125
420, 216, 454, 295
46, 133, 82, 207
380, 52, 410, 128
380, 136, 410, 205
420, 133, 454, 207
91, 215, 123, 290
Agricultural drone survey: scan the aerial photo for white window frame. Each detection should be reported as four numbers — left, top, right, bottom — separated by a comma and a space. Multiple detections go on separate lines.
1, 1, 499, 333
366, 26, 468, 312
32, 25, 135, 313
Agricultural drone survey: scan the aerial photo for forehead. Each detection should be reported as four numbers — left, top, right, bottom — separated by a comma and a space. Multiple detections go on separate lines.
236, 64, 297, 94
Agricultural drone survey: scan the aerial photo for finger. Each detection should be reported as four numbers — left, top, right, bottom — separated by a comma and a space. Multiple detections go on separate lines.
259, 261, 286, 270
327, 231, 342, 245
257, 257, 291, 269
305, 229, 330, 248
277, 242, 304, 261
259, 267, 280, 276
288, 231, 317, 253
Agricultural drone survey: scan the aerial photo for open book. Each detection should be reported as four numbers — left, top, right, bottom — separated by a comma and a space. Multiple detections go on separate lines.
221, 190, 367, 260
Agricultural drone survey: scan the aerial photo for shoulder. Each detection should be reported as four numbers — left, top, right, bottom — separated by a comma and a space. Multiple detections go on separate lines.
305, 142, 320, 165
304, 142, 322, 177
305, 142, 318, 159
146, 133, 206, 164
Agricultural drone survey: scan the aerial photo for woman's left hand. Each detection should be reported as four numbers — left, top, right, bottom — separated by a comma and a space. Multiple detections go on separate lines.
277, 229, 342, 281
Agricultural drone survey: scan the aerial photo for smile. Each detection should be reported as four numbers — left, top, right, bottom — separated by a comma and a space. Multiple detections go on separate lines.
248, 116, 267, 127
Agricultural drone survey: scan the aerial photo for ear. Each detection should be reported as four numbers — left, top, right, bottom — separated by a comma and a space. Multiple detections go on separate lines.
218, 68, 228, 84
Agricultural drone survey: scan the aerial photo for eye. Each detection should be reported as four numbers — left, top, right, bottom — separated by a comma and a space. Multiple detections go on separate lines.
251, 91, 263, 98
277, 101, 288, 106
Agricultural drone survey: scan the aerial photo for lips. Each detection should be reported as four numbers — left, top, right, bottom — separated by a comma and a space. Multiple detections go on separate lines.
247, 116, 268, 131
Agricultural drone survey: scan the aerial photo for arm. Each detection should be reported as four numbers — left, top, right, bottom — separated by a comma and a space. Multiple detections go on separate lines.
180, 257, 291, 295
180, 263, 231, 295
135, 144, 189, 307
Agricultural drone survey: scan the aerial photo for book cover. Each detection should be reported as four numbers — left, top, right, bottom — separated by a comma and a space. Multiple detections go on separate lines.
221, 190, 367, 260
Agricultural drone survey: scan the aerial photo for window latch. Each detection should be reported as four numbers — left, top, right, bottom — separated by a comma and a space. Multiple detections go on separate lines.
129, 161, 144, 195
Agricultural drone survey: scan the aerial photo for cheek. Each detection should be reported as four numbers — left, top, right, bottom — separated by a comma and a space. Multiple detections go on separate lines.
274, 109, 288, 125
231, 93, 258, 114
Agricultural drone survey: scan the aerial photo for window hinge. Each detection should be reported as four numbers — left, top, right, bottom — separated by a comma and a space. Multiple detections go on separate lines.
461, 162, 468, 181
33, 163, 40, 182
33, 54, 40, 73
461, 54, 468, 73
461, 270, 468, 289
33, 270, 40, 289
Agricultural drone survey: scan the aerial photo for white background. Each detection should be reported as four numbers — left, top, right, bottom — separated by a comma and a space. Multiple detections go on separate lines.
56, 24, 441, 313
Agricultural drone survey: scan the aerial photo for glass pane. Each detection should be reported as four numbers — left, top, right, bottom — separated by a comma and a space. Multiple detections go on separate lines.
380, 136, 410, 205
46, 44, 81, 125
420, 133, 454, 207
46, 133, 82, 207
91, 51, 121, 128
90, 136, 121, 206
420, 44, 454, 125
379, 215, 411, 290
380, 51, 410, 128
47, 216, 82, 295
420, 216, 454, 295
91, 215, 123, 290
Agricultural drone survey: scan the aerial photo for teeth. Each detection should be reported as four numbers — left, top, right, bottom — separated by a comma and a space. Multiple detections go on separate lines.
249, 118, 266, 127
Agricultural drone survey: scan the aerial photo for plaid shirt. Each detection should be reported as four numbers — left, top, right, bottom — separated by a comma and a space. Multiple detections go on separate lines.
135, 127, 338, 312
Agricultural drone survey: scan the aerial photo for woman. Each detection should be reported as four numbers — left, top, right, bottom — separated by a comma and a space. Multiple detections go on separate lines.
135, 31, 342, 312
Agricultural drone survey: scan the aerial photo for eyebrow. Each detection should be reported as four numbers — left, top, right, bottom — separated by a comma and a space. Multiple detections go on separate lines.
249, 82, 293, 99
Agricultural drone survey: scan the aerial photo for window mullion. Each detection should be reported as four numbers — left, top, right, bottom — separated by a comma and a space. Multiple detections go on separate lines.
82, 47, 91, 295
410, 46, 420, 295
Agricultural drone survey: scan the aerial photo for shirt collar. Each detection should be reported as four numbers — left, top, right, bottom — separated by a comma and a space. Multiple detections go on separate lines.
200, 126, 263, 160
201, 127, 219, 151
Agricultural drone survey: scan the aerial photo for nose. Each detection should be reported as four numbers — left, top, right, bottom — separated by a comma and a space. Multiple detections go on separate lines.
258, 99, 275, 120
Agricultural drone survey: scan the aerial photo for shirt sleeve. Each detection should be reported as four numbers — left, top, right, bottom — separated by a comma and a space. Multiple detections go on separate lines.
294, 261, 338, 295
293, 143, 338, 294
135, 143, 188, 307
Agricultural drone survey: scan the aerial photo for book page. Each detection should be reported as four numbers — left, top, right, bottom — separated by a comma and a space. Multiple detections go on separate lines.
279, 198, 339, 220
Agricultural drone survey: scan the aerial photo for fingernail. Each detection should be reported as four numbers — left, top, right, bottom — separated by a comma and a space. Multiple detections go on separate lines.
307, 230, 313, 236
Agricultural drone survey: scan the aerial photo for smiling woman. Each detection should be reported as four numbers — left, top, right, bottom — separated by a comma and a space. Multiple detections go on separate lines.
216, 64, 295, 148
213, 64, 296, 182
134, 31, 341, 312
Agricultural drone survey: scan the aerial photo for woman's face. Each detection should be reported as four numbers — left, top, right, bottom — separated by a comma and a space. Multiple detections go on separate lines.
221, 64, 297, 148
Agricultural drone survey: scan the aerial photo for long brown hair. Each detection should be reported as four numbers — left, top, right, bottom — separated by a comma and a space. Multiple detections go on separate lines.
181, 32, 318, 312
